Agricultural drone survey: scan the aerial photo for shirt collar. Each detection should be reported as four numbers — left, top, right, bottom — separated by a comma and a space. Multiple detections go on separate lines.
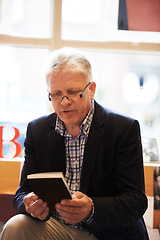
55, 100, 94, 137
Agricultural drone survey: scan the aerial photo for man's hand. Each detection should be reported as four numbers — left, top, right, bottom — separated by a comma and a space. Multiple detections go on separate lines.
55, 191, 93, 224
23, 192, 49, 220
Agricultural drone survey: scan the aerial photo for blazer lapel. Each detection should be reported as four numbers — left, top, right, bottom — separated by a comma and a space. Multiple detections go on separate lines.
80, 102, 106, 193
48, 116, 66, 175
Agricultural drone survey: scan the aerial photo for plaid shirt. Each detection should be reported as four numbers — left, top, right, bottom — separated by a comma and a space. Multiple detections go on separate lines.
53, 101, 94, 229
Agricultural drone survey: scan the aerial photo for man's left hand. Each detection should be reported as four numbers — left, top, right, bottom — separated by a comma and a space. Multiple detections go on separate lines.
55, 191, 93, 224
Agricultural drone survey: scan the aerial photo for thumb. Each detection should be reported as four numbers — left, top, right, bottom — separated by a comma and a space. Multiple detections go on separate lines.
72, 191, 84, 200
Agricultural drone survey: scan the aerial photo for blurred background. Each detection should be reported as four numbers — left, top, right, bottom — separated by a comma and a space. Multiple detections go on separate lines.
0, 0, 160, 158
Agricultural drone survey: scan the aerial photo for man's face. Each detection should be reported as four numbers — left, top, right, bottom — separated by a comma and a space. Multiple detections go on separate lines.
48, 71, 95, 131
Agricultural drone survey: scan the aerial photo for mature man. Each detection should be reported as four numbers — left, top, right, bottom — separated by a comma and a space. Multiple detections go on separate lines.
0, 48, 149, 240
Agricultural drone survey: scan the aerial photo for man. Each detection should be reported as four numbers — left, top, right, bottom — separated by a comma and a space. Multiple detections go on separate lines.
0, 47, 149, 240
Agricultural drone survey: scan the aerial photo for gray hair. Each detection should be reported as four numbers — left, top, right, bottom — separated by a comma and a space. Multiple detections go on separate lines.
45, 47, 92, 85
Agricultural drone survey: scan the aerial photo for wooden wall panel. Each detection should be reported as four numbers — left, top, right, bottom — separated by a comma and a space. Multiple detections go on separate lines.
0, 160, 22, 194
144, 165, 160, 229
144, 165, 154, 196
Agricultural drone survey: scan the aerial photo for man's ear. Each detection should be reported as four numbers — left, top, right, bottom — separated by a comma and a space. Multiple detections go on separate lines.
89, 82, 96, 100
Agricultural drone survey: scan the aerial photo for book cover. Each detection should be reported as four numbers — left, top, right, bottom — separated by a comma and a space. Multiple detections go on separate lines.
27, 172, 72, 211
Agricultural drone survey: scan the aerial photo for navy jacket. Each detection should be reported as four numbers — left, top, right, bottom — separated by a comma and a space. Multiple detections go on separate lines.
14, 101, 149, 240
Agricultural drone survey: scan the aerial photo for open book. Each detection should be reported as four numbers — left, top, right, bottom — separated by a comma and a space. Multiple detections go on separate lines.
27, 172, 72, 211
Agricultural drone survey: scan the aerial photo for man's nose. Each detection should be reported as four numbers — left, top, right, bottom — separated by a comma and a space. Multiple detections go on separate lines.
61, 95, 71, 104
61, 95, 70, 101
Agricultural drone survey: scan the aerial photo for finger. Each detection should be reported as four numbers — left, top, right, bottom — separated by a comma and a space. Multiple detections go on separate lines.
30, 198, 43, 207
23, 192, 38, 206
56, 207, 79, 221
58, 209, 82, 225
72, 191, 84, 199
38, 207, 50, 221
57, 203, 80, 213
26, 199, 42, 214
60, 198, 82, 207
30, 201, 48, 218
61, 192, 88, 207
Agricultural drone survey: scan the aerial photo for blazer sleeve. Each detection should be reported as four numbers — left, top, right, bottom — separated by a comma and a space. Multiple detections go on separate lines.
13, 121, 39, 214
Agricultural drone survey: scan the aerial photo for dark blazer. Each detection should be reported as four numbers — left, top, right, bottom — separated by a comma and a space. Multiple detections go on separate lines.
14, 101, 149, 240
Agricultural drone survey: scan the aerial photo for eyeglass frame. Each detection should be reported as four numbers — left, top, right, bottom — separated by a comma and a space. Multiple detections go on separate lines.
48, 81, 91, 102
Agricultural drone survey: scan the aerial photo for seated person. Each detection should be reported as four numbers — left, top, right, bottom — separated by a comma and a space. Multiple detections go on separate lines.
0, 47, 149, 240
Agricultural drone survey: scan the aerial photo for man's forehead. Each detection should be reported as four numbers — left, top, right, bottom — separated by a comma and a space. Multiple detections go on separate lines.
49, 72, 86, 85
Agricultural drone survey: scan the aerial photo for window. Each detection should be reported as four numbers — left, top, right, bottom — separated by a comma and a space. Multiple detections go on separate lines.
0, 0, 51, 37
81, 49, 160, 140
62, 0, 160, 43
0, 0, 52, 158
0, 46, 49, 117
0, 0, 160, 159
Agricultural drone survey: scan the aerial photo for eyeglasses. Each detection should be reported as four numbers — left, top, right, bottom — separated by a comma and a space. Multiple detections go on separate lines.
48, 81, 91, 102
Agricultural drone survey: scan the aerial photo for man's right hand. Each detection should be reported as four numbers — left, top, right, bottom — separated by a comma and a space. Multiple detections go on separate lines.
23, 192, 49, 220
